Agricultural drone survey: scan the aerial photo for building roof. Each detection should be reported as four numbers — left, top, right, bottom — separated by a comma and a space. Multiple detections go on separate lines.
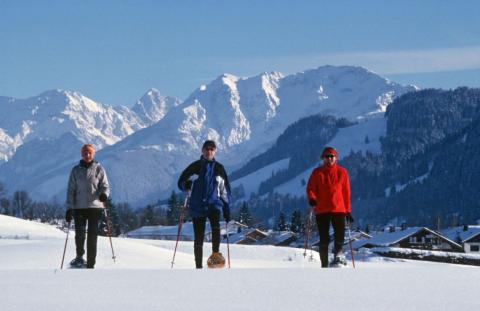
352, 227, 461, 249
226, 228, 268, 244
442, 226, 480, 243
257, 231, 297, 246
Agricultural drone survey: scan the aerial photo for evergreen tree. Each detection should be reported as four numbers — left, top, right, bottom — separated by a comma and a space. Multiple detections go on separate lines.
0, 197, 11, 216
141, 204, 159, 226
166, 191, 183, 225
238, 201, 253, 227
0, 182, 10, 216
107, 198, 121, 236
290, 209, 303, 233
116, 202, 139, 234
364, 135, 370, 144
12, 190, 32, 219
276, 211, 288, 231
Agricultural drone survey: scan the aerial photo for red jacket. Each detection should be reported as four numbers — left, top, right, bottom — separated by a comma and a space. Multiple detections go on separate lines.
306, 164, 351, 215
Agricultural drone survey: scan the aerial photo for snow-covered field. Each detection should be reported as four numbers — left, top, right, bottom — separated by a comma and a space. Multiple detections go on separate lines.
1, 214, 478, 311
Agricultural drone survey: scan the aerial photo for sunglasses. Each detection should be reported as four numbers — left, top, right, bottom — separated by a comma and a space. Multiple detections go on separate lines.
323, 154, 335, 159
205, 148, 216, 151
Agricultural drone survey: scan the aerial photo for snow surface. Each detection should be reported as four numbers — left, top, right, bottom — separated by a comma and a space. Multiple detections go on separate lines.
1, 214, 479, 311
231, 158, 290, 197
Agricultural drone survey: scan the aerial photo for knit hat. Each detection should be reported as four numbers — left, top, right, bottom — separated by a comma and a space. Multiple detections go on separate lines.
202, 140, 217, 150
81, 144, 95, 154
321, 146, 337, 158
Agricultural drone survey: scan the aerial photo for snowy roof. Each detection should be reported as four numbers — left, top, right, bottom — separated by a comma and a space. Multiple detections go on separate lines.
225, 228, 268, 244
442, 226, 480, 243
352, 227, 461, 249
257, 231, 297, 246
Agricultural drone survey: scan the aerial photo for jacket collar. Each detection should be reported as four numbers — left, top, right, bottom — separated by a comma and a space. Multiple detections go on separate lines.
321, 163, 337, 170
200, 156, 216, 164
79, 160, 96, 168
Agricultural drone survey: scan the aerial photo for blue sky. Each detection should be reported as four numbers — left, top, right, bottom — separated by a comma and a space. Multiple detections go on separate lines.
1, 0, 479, 106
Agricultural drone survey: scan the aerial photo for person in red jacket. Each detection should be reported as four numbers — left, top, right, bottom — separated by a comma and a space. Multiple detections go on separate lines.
306, 146, 354, 267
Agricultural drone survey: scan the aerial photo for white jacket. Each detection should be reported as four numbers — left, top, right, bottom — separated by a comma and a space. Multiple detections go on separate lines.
66, 161, 110, 210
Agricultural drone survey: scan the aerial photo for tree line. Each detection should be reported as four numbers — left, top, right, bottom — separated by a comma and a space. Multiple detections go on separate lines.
0, 181, 336, 237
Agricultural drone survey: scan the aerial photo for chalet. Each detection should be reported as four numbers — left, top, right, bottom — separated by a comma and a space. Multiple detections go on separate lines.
257, 231, 297, 247
225, 228, 268, 245
442, 225, 480, 253
351, 227, 463, 252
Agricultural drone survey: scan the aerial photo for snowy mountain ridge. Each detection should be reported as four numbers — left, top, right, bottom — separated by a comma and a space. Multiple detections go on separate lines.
92, 65, 417, 204
0, 89, 181, 162
0, 65, 417, 204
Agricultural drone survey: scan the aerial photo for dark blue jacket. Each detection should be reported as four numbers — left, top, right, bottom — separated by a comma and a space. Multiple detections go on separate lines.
178, 157, 231, 218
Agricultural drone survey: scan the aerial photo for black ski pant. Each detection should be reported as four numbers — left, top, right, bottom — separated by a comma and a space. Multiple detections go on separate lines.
192, 206, 220, 269
315, 213, 346, 267
73, 208, 102, 268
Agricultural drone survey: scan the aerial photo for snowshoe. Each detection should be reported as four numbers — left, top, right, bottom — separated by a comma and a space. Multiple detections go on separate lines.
207, 252, 226, 269
329, 252, 347, 268
69, 257, 87, 269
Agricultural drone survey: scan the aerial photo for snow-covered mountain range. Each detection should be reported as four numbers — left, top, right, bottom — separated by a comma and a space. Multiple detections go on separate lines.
0, 66, 417, 205
0, 88, 180, 200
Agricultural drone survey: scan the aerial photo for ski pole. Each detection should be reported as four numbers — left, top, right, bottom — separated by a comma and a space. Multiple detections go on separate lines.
226, 221, 231, 269
347, 220, 356, 269
60, 221, 71, 270
171, 191, 190, 269
303, 208, 313, 258
103, 203, 116, 263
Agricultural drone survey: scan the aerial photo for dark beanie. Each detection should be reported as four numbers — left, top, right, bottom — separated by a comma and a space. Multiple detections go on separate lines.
202, 140, 217, 150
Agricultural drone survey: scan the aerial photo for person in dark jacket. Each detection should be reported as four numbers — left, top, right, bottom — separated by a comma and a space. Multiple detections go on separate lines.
306, 146, 353, 267
65, 144, 110, 268
178, 140, 231, 269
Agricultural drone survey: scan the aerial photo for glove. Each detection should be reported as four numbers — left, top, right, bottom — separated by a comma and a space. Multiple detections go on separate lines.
222, 204, 230, 223
65, 209, 73, 223
99, 193, 108, 203
184, 180, 193, 191
308, 198, 317, 207
346, 213, 354, 223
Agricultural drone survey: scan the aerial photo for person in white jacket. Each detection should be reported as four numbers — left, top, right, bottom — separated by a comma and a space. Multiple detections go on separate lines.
66, 144, 110, 268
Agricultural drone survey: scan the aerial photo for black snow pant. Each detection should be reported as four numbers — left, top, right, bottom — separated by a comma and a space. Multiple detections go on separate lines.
73, 208, 102, 268
316, 213, 346, 268
192, 206, 221, 269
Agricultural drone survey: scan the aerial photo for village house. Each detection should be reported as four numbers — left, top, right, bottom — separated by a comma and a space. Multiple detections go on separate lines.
351, 226, 463, 252
442, 225, 480, 253
225, 228, 269, 245
257, 231, 297, 247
